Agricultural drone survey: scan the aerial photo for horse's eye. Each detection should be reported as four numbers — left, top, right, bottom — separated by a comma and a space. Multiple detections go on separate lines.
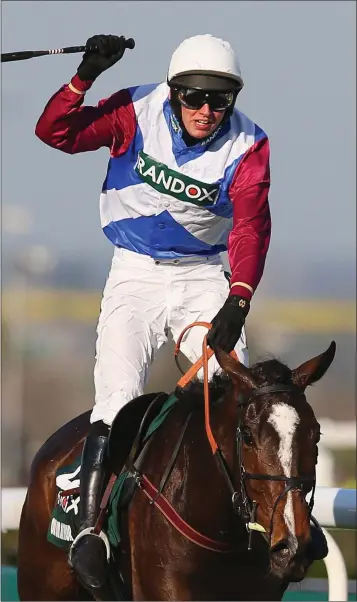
242, 429, 254, 446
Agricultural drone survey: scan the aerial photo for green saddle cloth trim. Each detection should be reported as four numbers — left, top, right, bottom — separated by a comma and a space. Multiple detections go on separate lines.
106, 470, 130, 548
142, 392, 179, 442
47, 392, 179, 552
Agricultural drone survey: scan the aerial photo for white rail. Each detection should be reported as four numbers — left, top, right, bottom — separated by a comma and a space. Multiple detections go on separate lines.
308, 487, 356, 529
318, 419, 356, 450
323, 528, 349, 601
2, 486, 356, 601
2, 487, 27, 531
3, 486, 355, 532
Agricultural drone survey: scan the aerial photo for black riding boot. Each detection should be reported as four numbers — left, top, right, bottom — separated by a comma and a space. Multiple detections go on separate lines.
69, 420, 112, 595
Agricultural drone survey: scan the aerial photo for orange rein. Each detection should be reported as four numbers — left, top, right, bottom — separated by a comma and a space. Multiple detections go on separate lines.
174, 322, 238, 455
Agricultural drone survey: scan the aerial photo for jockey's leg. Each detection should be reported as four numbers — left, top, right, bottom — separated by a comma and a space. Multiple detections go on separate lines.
169, 257, 249, 379
69, 249, 167, 594
69, 420, 112, 595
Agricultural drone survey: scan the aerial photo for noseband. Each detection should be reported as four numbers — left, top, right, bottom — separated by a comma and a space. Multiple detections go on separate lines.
214, 384, 316, 550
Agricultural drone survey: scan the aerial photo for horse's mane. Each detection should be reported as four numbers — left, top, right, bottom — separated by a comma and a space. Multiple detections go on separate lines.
176, 356, 294, 406
176, 372, 233, 406
250, 357, 294, 386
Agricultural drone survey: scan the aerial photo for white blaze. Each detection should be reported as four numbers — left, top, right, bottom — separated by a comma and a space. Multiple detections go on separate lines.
268, 403, 300, 540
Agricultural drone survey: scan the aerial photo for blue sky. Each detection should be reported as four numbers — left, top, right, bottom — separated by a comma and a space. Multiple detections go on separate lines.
2, 1, 356, 287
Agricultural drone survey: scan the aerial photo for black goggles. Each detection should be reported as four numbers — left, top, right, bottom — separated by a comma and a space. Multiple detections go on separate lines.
176, 88, 235, 112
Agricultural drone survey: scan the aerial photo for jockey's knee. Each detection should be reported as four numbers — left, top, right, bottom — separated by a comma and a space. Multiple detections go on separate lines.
91, 388, 143, 427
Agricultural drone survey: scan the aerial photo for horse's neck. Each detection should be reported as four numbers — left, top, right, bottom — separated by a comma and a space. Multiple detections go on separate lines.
143, 399, 247, 543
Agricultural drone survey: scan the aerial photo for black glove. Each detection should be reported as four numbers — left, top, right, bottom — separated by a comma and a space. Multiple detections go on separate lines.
207, 295, 250, 353
77, 34, 127, 81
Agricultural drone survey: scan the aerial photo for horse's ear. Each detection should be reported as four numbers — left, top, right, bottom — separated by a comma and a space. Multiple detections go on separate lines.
214, 347, 258, 393
291, 341, 336, 390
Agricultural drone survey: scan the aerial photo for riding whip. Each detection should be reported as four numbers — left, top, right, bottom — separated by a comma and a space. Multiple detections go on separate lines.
1, 37, 135, 63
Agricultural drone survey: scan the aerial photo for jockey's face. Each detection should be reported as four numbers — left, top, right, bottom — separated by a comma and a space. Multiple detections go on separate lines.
181, 103, 226, 139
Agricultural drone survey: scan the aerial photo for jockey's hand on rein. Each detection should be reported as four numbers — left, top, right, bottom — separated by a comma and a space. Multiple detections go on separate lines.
77, 34, 127, 81
207, 295, 250, 353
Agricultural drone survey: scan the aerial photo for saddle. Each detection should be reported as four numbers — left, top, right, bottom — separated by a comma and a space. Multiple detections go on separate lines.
107, 391, 170, 474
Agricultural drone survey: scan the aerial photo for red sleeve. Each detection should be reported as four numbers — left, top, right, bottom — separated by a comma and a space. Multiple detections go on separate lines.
35, 74, 136, 156
227, 136, 271, 301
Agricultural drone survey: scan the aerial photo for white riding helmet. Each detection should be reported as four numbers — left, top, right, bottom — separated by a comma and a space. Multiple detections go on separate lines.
167, 34, 244, 92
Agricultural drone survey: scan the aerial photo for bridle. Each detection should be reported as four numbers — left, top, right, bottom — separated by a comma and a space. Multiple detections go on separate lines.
175, 323, 317, 550
212, 384, 316, 549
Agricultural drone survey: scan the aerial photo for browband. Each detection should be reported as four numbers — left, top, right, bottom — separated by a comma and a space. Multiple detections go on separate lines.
240, 384, 302, 406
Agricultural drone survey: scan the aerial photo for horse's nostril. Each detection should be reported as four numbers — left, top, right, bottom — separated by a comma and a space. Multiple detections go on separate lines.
270, 540, 290, 555
270, 540, 293, 569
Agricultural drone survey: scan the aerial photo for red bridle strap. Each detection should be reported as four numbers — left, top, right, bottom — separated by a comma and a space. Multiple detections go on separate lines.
138, 473, 232, 553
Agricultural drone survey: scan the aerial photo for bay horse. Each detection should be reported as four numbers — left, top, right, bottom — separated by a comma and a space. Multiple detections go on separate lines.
17, 337, 336, 601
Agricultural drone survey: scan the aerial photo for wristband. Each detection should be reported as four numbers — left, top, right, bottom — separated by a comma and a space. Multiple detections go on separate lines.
68, 81, 86, 95
230, 282, 254, 294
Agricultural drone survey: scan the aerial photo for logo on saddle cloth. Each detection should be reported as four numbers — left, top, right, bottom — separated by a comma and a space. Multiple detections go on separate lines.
135, 150, 220, 207
55, 466, 81, 515
48, 463, 82, 548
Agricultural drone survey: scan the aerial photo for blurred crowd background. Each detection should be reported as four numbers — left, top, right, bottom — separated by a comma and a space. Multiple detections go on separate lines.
1, 0, 356, 588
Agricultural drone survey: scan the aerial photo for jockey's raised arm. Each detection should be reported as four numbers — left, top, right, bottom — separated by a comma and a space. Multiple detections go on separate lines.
35, 78, 136, 154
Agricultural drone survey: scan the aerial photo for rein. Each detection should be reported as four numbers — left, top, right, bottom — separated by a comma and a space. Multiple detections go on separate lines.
174, 320, 239, 454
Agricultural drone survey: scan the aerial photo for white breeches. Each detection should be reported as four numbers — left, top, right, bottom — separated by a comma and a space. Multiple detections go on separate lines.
91, 248, 249, 426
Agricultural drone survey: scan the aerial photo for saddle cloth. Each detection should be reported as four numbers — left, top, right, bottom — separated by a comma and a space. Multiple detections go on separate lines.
47, 393, 178, 551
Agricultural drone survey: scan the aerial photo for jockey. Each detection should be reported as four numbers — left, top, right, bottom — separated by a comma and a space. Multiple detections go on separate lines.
35, 33, 326, 594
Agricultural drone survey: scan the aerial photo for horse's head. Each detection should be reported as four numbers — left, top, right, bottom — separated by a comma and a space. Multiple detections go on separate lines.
215, 341, 336, 582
